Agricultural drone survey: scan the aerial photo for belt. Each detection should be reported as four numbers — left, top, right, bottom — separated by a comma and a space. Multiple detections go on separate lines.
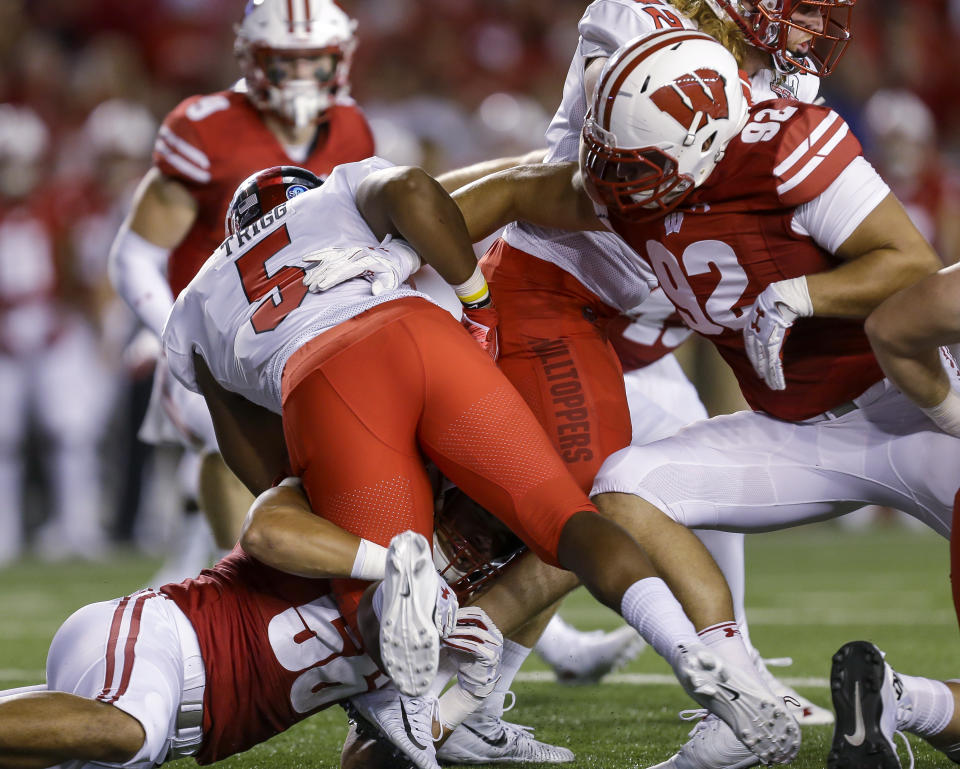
804, 379, 889, 423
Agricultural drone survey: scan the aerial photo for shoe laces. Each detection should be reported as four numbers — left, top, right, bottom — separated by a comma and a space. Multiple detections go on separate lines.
894, 730, 915, 769
677, 708, 710, 737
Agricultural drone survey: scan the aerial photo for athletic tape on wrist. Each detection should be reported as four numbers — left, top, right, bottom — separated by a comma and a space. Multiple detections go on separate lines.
921, 388, 960, 436
453, 265, 490, 307
350, 539, 388, 581
774, 276, 814, 318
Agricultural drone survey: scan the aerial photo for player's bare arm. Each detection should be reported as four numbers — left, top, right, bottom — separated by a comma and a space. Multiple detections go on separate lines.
239, 483, 373, 579
865, 262, 960, 413
435, 148, 548, 193
127, 168, 198, 248
356, 166, 479, 284
452, 161, 604, 243
193, 352, 288, 496
807, 193, 941, 317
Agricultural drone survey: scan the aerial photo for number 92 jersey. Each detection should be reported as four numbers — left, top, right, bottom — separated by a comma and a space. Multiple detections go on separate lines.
162, 157, 439, 413
604, 101, 891, 421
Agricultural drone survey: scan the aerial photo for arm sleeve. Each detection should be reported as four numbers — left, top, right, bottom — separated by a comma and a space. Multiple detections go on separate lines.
579, 1, 663, 59
108, 225, 175, 337
791, 156, 891, 254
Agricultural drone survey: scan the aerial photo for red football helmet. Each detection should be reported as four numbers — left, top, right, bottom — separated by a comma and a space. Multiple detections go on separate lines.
225, 165, 322, 236
433, 487, 526, 602
581, 29, 749, 221
235, 0, 358, 128
703, 0, 855, 76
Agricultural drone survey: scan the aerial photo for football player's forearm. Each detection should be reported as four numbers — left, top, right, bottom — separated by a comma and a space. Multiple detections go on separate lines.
240, 487, 363, 578
804, 246, 937, 318
436, 149, 546, 193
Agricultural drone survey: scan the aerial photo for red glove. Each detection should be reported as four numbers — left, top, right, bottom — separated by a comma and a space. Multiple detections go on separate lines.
461, 304, 499, 361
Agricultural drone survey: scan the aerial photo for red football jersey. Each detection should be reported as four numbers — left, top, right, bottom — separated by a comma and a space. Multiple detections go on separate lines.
607, 100, 884, 421
153, 89, 375, 297
161, 548, 387, 764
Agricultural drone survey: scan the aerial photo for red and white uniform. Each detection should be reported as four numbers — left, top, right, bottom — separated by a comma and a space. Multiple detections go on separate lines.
484, 0, 825, 492
592, 101, 960, 539
46, 549, 386, 768
164, 157, 593, 629
154, 87, 374, 298
141, 85, 374, 452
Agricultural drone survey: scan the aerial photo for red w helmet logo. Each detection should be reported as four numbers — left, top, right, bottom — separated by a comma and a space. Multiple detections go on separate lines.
650, 69, 729, 129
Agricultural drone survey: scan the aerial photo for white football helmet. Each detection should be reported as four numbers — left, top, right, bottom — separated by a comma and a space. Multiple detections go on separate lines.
581, 29, 749, 221
703, 0, 855, 76
0, 104, 49, 198
235, 0, 358, 128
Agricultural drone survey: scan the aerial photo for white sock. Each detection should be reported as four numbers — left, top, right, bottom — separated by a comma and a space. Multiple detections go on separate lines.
697, 621, 758, 673
482, 639, 530, 717
533, 615, 574, 667
896, 673, 955, 737
620, 578, 699, 669
426, 650, 460, 699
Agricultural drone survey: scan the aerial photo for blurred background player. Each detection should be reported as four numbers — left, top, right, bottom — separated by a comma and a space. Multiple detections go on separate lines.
108, 0, 374, 583
0, 103, 113, 564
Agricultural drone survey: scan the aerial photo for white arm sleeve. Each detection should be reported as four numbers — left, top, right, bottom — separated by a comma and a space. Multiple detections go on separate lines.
108, 225, 175, 337
791, 156, 891, 254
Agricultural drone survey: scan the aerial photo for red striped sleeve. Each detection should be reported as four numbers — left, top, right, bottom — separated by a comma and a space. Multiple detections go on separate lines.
772, 106, 862, 207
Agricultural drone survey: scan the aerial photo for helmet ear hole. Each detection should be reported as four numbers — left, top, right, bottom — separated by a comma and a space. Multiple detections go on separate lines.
702, 131, 718, 152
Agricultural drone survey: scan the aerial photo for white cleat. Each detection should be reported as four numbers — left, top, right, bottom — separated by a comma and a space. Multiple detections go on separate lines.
540, 622, 646, 685
755, 652, 835, 726
381, 531, 442, 697
347, 685, 441, 769
647, 711, 759, 769
437, 714, 575, 764
674, 642, 800, 765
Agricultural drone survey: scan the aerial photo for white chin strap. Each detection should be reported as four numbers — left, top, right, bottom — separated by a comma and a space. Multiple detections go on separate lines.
270, 80, 332, 128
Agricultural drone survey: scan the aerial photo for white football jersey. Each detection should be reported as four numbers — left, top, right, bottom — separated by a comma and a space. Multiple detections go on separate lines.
504, 0, 820, 313
162, 156, 441, 413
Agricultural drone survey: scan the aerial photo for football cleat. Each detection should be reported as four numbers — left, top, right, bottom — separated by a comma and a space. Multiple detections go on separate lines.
674, 642, 801, 765
754, 651, 835, 726
828, 641, 905, 769
646, 711, 759, 769
536, 619, 646, 685
380, 531, 443, 697
347, 685, 441, 769
437, 713, 574, 764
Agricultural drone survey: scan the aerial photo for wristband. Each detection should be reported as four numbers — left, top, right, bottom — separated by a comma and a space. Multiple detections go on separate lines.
921, 388, 960, 437
453, 265, 490, 308
277, 476, 302, 489
438, 682, 484, 730
351, 539, 388, 582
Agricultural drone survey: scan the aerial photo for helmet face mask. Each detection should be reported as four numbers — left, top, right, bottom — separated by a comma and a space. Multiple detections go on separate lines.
235, 0, 358, 128
224, 165, 322, 236
582, 30, 749, 222
704, 0, 854, 76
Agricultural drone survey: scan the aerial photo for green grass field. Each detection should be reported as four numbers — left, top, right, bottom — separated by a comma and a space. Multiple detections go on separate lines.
1, 521, 954, 768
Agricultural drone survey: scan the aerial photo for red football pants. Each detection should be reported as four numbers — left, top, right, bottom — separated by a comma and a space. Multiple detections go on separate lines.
481, 240, 632, 492
281, 298, 594, 630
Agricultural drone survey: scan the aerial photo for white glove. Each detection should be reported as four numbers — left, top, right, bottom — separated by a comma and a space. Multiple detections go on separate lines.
434, 578, 459, 639
743, 277, 813, 391
442, 607, 503, 698
302, 235, 421, 296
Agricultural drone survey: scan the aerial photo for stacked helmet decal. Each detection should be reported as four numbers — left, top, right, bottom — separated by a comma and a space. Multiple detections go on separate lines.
235, 0, 358, 128
702, 0, 855, 76
581, 29, 750, 221
225, 165, 322, 236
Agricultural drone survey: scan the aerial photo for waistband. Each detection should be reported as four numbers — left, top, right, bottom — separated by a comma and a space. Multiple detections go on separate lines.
800, 378, 891, 424
165, 596, 206, 759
